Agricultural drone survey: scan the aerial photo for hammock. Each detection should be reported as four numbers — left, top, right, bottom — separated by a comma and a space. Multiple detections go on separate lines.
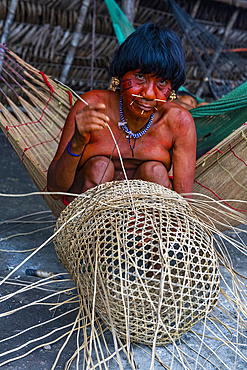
0, 45, 69, 216
0, 45, 246, 229
191, 81, 247, 152
104, 0, 135, 45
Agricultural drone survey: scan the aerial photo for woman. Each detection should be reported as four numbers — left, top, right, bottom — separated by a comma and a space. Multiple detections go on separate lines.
47, 23, 196, 204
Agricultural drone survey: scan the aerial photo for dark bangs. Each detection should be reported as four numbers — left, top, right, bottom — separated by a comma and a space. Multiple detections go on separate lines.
109, 23, 186, 91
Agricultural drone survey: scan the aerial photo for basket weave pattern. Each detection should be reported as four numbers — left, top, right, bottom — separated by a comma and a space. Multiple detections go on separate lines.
54, 180, 220, 345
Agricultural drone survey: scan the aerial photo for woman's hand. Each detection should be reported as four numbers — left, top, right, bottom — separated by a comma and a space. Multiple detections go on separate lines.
72, 103, 110, 146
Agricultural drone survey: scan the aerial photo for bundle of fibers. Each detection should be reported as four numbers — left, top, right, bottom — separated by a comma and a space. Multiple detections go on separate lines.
54, 179, 220, 345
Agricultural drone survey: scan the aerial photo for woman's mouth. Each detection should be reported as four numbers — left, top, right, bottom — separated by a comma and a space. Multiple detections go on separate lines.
136, 102, 154, 112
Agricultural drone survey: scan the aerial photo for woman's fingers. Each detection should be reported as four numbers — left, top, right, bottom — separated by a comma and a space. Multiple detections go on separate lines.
75, 104, 110, 131
77, 103, 109, 121
87, 103, 106, 110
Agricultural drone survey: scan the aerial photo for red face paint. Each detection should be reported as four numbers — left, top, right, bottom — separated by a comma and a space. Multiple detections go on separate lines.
120, 70, 172, 118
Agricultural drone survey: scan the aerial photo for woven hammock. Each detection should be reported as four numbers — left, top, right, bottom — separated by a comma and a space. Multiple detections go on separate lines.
0, 45, 246, 228
54, 179, 220, 345
0, 44, 70, 216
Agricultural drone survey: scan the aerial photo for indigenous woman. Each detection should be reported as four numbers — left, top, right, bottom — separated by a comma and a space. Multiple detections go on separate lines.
47, 23, 196, 204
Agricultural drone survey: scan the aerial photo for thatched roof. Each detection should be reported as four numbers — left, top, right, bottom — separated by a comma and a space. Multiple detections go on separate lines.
0, 0, 247, 101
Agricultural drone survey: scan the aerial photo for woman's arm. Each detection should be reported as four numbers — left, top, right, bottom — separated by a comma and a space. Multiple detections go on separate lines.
47, 94, 109, 198
171, 109, 197, 199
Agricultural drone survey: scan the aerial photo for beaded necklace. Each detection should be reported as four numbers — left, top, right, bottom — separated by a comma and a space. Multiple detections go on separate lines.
118, 96, 154, 157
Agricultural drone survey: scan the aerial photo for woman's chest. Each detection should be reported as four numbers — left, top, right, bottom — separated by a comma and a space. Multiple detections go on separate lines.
83, 124, 173, 165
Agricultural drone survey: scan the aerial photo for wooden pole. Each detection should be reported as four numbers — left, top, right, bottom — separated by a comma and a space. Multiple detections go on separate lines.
90, 0, 96, 91
0, 0, 18, 45
191, 0, 201, 17
181, 0, 201, 47
60, 0, 91, 84
121, 0, 140, 25
0, 0, 18, 74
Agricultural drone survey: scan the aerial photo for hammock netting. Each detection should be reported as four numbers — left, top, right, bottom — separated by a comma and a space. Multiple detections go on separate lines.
191, 81, 247, 152
104, 0, 135, 45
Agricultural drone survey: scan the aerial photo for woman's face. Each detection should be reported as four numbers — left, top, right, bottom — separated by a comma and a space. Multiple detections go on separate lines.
120, 70, 172, 117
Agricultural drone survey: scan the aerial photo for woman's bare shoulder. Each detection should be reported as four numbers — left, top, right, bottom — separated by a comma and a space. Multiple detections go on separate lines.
167, 101, 194, 125
158, 101, 194, 127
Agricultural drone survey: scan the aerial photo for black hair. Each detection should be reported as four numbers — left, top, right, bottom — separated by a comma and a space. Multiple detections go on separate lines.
109, 23, 186, 91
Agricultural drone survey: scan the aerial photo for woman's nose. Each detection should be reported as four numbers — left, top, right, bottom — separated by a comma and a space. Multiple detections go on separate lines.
142, 82, 156, 100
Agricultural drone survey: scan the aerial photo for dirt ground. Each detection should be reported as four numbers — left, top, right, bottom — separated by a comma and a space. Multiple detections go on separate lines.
1, 130, 247, 370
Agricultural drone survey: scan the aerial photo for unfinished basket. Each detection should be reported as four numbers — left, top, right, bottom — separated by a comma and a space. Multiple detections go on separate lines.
54, 179, 220, 345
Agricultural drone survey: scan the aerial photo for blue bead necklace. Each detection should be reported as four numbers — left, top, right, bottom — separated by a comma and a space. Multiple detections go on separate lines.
118, 96, 154, 157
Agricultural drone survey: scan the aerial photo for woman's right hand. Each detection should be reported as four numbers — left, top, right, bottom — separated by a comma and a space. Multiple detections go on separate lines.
72, 103, 110, 146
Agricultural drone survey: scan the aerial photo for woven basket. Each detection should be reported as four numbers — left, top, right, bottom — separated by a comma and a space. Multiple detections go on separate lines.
54, 180, 220, 345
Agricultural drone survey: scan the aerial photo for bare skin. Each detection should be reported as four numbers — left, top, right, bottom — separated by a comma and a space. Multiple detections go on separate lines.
175, 94, 197, 110
175, 94, 209, 110
47, 70, 197, 202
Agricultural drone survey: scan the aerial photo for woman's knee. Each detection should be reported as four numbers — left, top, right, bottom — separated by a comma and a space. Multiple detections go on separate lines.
137, 161, 165, 177
64, 156, 114, 202
135, 161, 171, 188
85, 156, 113, 172
83, 156, 114, 183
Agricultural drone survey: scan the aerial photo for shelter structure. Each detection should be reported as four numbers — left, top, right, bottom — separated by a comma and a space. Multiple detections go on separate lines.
0, 0, 247, 102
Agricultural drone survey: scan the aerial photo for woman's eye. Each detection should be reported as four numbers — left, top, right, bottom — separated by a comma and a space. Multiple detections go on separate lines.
135, 74, 144, 80
158, 79, 168, 86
